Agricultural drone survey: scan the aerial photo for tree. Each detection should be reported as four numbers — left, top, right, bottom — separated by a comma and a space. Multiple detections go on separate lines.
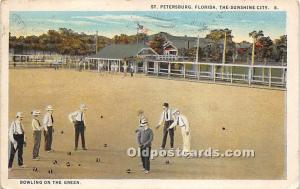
9, 28, 113, 55
205, 28, 235, 62
274, 35, 287, 63
249, 30, 264, 65
149, 34, 166, 55
178, 47, 198, 61
256, 36, 273, 64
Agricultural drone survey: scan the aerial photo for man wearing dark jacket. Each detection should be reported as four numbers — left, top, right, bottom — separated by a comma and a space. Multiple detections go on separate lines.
137, 118, 153, 174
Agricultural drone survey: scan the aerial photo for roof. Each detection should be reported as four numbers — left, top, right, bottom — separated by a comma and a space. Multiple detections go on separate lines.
91, 43, 150, 59
198, 38, 214, 48
236, 42, 252, 49
149, 32, 221, 49
149, 32, 198, 49
163, 41, 178, 50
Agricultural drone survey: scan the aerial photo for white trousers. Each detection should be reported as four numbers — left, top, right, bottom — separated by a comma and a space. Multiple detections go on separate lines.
180, 126, 191, 153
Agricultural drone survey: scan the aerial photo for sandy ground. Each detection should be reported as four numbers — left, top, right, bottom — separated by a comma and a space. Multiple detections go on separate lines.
8, 69, 285, 179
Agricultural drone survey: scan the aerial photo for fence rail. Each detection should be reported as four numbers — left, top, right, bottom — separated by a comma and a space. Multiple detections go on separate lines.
9, 54, 287, 89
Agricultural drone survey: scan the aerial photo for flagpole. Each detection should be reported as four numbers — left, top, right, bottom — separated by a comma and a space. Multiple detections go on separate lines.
222, 32, 227, 64
196, 35, 200, 63
96, 30, 98, 54
251, 37, 255, 66
136, 24, 139, 45
136, 24, 139, 72
222, 31, 227, 80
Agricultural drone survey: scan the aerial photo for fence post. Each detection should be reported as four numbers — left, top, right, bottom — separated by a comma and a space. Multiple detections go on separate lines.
262, 67, 265, 82
230, 66, 233, 83
213, 65, 216, 82
281, 68, 285, 86
168, 62, 171, 78
197, 64, 200, 80
156, 61, 159, 76
134, 61, 137, 73
269, 68, 272, 87
145, 61, 148, 75
221, 66, 224, 80
183, 64, 186, 78
248, 67, 252, 85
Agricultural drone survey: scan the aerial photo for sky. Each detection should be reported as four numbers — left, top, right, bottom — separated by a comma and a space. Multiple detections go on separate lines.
9, 11, 286, 42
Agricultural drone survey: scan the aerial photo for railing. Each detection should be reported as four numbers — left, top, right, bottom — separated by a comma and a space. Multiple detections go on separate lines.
139, 55, 189, 61
143, 61, 286, 88
9, 54, 287, 89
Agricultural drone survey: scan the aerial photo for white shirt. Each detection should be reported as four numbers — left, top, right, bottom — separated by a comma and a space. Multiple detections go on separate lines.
68, 111, 85, 123
32, 118, 43, 131
169, 114, 190, 132
8, 120, 24, 143
158, 108, 173, 125
43, 112, 54, 129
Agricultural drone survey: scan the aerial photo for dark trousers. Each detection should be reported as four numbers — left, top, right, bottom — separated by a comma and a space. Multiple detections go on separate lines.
8, 134, 24, 168
74, 121, 85, 148
33, 131, 41, 158
44, 126, 53, 151
161, 120, 174, 149
141, 147, 151, 171
130, 70, 134, 77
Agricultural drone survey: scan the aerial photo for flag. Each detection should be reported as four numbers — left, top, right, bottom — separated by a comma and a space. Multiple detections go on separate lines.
137, 24, 148, 34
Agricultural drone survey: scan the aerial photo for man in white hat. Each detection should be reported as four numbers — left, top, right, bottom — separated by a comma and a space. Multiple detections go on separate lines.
137, 118, 153, 174
8, 112, 27, 170
32, 110, 43, 160
135, 110, 146, 139
168, 109, 191, 156
43, 105, 54, 152
68, 104, 88, 151
135, 110, 145, 165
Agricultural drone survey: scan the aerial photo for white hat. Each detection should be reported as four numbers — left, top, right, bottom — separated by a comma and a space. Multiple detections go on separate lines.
172, 109, 180, 114
46, 105, 53, 111
16, 112, 24, 118
80, 104, 87, 110
140, 118, 148, 127
32, 110, 41, 116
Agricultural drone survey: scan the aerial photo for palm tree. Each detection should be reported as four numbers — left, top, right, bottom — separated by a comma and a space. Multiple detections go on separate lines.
249, 30, 264, 65
249, 30, 265, 82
